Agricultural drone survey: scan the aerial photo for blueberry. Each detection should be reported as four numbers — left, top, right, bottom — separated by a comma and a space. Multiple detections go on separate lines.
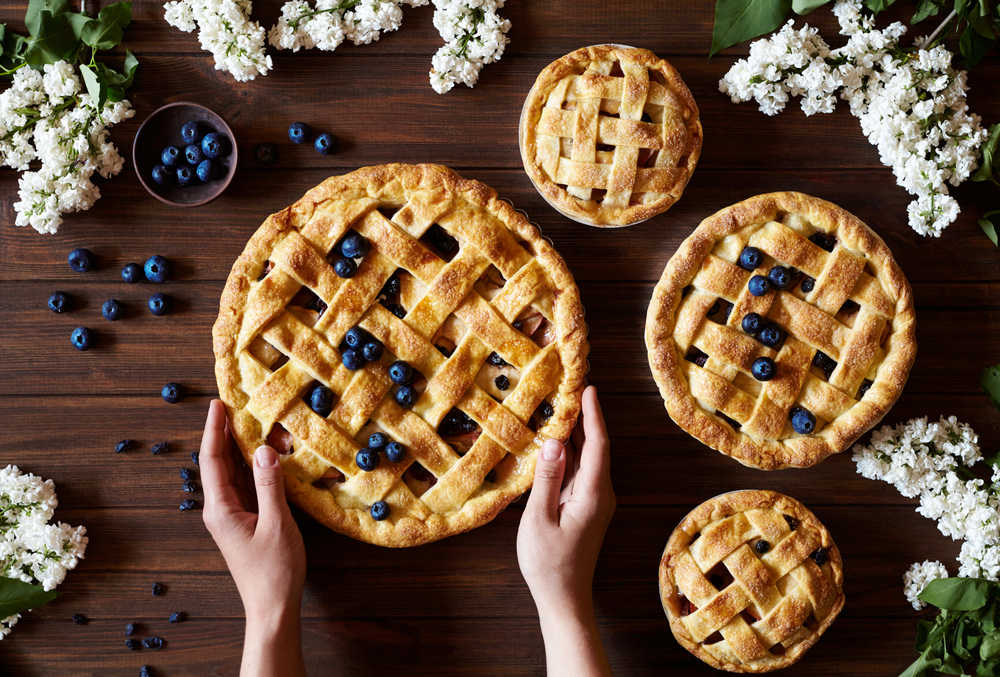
309, 385, 334, 417
785, 516, 799, 530
385, 441, 405, 463
148, 293, 171, 316
176, 165, 196, 186
741, 312, 762, 335
180, 468, 194, 480
72, 614, 86, 626
140, 666, 151, 677
161, 146, 182, 166
254, 143, 278, 165
144, 255, 171, 283
748, 275, 770, 297
768, 265, 790, 290
488, 352, 507, 367
196, 158, 220, 182
340, 233, 369, 258
758, 323, 783, 348
125, 639, 140, 650
182, 481, 196, 492
380, 275, 401, 298
437, 345, 453, 357
395, 385, 417, 408
755, 540, 770, 554
169, 612, 186, 623
71, 327, 92, 351
191, 451, 200, 466
342, 349, 364, 371
184, 144, 205, 165
151, 441, 169, 455
48, 291, 70, 313
362, 341, 383, 362
791, 407, 817, 434
495, 374, 510, 391
102, 299, 121, 321
370, 500, 389, 521
813, 351, 833, 369
809, 232, 836, 252
345, 327, 368, 349
739, 246, 762, 270
708, 300, 721, 316
389, 361, 412, 384
142, 637, 163, 650
485, 469, 498, 483
68, 248, 94, 273
201, 132, 229, 159
334, 257, 357, 278
388, 304, 406, 319
356, 448, 379, 472
151, 582, 163, 596
152, 164, 174, 186
288, 122, 311, 144
314, 132, 337, 155
115, 439, 136, 454
125, 622, 137, 637
161, 382, 185, 404
540, 402, 554, 419
179, 499, 196, 511
751, 356, 776, 381
800, 276, 815, 293
181, 121, 203, 145
858, 381, 873, 398
121, 263, 142, 283
811, 548, 827, 565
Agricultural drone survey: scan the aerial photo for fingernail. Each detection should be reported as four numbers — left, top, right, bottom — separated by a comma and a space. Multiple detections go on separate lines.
255, 445, 278, 468
541, 439, 562, 461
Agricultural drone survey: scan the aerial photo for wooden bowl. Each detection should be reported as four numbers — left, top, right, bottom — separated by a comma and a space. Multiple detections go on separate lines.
133, 102, 238, 207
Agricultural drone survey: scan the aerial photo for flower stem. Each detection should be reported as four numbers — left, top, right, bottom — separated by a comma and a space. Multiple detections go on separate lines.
920, 9, 958, 50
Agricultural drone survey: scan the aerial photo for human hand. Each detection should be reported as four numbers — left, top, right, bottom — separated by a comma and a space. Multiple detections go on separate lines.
200, 399, 307, 677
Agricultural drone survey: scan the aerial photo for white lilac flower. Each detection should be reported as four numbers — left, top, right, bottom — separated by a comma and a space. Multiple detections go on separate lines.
164, 0, 273, 81
719, 0, 987, 238
903, 560, 950, 610
268, 0, 428, 54
429, 0, 510, 94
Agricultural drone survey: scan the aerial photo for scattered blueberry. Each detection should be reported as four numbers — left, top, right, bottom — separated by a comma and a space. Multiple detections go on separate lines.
334, 257, 357, 278
184, 144, 205, 166
152, 164, 174, 186
196, 158, 220, 182
68, 248, 94, 273
340, 233, 369, 258
288, 122, 311, 144
368, 432, 387, 450
142, 637, 163, 650
495, 374, 510, 391
755, 540, 770, 554
791, 407, 817, 434
151, 442, 168, 455
757, 324, 783, 348
356, 448, 379, 472
370, 500, 389, 521
161, 382, 185, 404
191, 451, 200, 466
751, 357, 776, 381
362, 341, 383, 362
48, 291, 70, 313
180, 468, 194, 480
768, 265, 790, 290
395, 385, 417, 408
151, 582, 163, 596
169, 612, 186, 623
122, 263, 142, 283
488, 352, 507, 367
71, 327, 92, 351
116, 439, 136, 454
254, 143, 278, 165
309, 385, 334, 417
102, 298, 122, 321
800, 276, 815, 293
176, 165, 196, 186
385, 441, 405, 463
179, 499, 196, 511
148, 293, 171, 316
741, 312, 762, 335
182, 481, 196, 492
540, 402, 554, 419
485, 469, 498, 483
125, 638, 140, 651
181, 121, 202, 145
72, 614, 86, 626
201, 132, 229, 159
140, 666, 151, 677
811, 548, 827, 565
144, 255, 170, 283
314, 132, 337, 155
389, 361, 412, 384
739, 246, 762, 271
125, 622, 137, 637
748, 275, 770, 297
161, 146, 182, 166
342, 349, 364, 371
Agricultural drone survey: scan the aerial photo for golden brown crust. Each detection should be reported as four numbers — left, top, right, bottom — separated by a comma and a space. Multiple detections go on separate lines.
213, 164, 588, 547
519, 45, 702, 227
645, 192, 916, 469
659, 490, 845, 673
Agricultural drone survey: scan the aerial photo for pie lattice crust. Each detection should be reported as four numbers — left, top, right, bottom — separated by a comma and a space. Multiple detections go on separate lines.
519, 44, 702, 227
660, 490, 844, 673
213, 164, 588, 547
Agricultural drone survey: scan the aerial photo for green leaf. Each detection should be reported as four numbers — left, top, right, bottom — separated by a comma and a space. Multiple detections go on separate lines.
922, 578, 991, 611
25, 0, 71, 37
983, 634, 1000, 662
980, 212, 1000, 247
22, 11, 80, 65
121, 48, 138, 88
792, 0, 830, 14
81, 1, 131, 50
66, 12, 95, 42
912, 0, 943, 23
972, 123, 1000, 185
899, 647, 943, 677
960, 23, 996, 67
710, 0, 792, 57
79, 63, 107, 110
0, 577, 60, 618
983, 363, 1000, 415
863, 0, 897, 12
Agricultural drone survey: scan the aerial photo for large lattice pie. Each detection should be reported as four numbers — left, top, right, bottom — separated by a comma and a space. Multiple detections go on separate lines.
519, 44, 702, 227
660, 490, 844, 673
213, 164, 588, 547
646, 192, 916, 469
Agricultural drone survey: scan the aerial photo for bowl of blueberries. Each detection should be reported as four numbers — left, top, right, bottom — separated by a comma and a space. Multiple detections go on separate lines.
133, 102, 238, 207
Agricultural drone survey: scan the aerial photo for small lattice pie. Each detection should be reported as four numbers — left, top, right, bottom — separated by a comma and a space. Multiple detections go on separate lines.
660, 490, 844, 673
213, 164, 588, 547
519, 44, 702, 227
646, 192, 916, 469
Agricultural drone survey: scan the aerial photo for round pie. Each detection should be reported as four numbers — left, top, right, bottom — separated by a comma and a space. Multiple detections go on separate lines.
646, 192, 916, 469
659, 490, 845, 673
213, 164, 588, 547
519, 44, 702, 228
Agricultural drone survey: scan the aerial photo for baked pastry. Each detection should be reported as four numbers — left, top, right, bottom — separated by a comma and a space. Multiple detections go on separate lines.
213, 164, 588, 547
659, 490, 844, 673
646, 192, 916, 469
519, 44, 702, 227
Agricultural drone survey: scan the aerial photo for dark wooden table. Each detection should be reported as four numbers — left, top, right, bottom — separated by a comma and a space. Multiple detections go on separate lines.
2, 1, 1000, 675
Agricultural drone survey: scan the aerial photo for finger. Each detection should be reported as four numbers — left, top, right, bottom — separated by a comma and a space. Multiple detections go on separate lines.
201, 400, 245, 513
573, 386, 612, 496
251, 445, 292, 534
525, 439, 566, 523
225, 417, 254, 505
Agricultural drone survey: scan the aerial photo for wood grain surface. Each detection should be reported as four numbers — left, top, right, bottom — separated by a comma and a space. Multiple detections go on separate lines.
2, 0, 1000, 675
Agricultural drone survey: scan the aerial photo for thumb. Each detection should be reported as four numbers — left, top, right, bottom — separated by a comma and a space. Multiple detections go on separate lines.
526, 439, 566, 522
252, 445, 291, 530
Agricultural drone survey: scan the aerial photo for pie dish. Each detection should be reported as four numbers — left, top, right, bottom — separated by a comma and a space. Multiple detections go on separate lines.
645, 192, 916, 469
213, 164, 588, 547
659, 490, 844, 673
519, 44, 702, 228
